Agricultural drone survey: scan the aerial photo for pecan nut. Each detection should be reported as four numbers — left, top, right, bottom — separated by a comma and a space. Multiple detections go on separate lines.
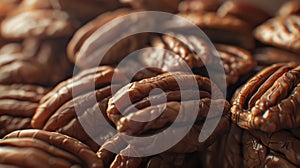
67, 9, 149, 68
0, 84, 48, 137
178, 0, 221, 13
1, 129, 103, 168
231, 63, 300, 133
0, 38, 73, 86
254, 15, 300, 53
31, 66, 127, 129
217, 1, 270, 28
277, 0, 300, 16
1, 9, 79, 40
178, 12, 254, 49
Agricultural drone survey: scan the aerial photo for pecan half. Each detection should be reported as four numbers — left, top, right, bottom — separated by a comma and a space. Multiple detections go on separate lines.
254, 15, 300, 53
1, 129, 103, 168
217, 1, 270, 28
178, 0, 221, 13
249, 129, 300, 167
106, 72, 230, 154
254, 47, 300, 68
215, 44, 255, 85
0, 38, 73, 86
179, 12, 254, 49
31, 66, 127, 129
41, 85, 121, 151
67, 9, 149, 68
0, 84, 48, 137
120, 0, 181, 13
277, 0, 300, 16
231, 63, 300, 133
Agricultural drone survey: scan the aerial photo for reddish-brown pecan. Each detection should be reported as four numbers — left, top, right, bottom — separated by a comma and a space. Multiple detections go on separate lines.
178, 0, 221, 13
120, 0, 181, 13
231, 63, 300, 133
139, 34, 255, 86
41, 85, 121, 151
1, 129, 103, 168
0, 38, 73, 86
0, 84, 48, 137
254, 47, 300, 68
217, 1, 270, 28
179, 12, 254, 49
138, 33, 217, 73
254, 15, 300, 53
31, 66, 127, 129
67, 9, 149, 69
277, 0, 300, 16
106, 72, 230, 154
199, 124, 245, 168
250, 129, 300, 167
242, 131, 268, 168
215, 44, 255, 85
1, 9, 79, 40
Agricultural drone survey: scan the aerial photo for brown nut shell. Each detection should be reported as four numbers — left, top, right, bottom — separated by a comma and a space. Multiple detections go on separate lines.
120, 0, 181, 13
277, 0, 300, 16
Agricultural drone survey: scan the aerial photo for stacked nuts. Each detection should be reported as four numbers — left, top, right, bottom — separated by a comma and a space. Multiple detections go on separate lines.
0, 0, 300, 168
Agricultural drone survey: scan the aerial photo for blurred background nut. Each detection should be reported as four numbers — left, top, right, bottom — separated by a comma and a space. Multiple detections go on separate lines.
277, 0, 300, 16
178, 12, 255, 49
0, 84, 48, 138
178, 0, 221, 13
217, 1, 271, 28
1, 9, 79, 40
0, 38, 73, 86
1, 129, 103, 168
254, 15, 300, 54
120, 0, 182, 13
67, 9, 149, 69
231, 63, 300, 133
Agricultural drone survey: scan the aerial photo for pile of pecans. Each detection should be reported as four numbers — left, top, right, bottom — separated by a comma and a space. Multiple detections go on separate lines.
0, 0, 300, 167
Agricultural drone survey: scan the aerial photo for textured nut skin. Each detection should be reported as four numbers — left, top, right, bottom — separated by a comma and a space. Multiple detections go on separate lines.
105, 72, 230, 156
120, 0, 181, 13
138, 33, 217, 73
0, 38, 73, 86
277, 0, 300, 16
0, 84, 48, 137
41, 85, 121, 151
254, 15, 300, 53
217, 1, 270, 28
179, 12, 254, 49
178, 0, 221, 13
107, 72, 223, 124
67, 9, 150, 69
1, 129, 103, 168
215, 44, 256, 85
32, 66, 127, 129
1, 10, 79, 40
231, 63, 300, 133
